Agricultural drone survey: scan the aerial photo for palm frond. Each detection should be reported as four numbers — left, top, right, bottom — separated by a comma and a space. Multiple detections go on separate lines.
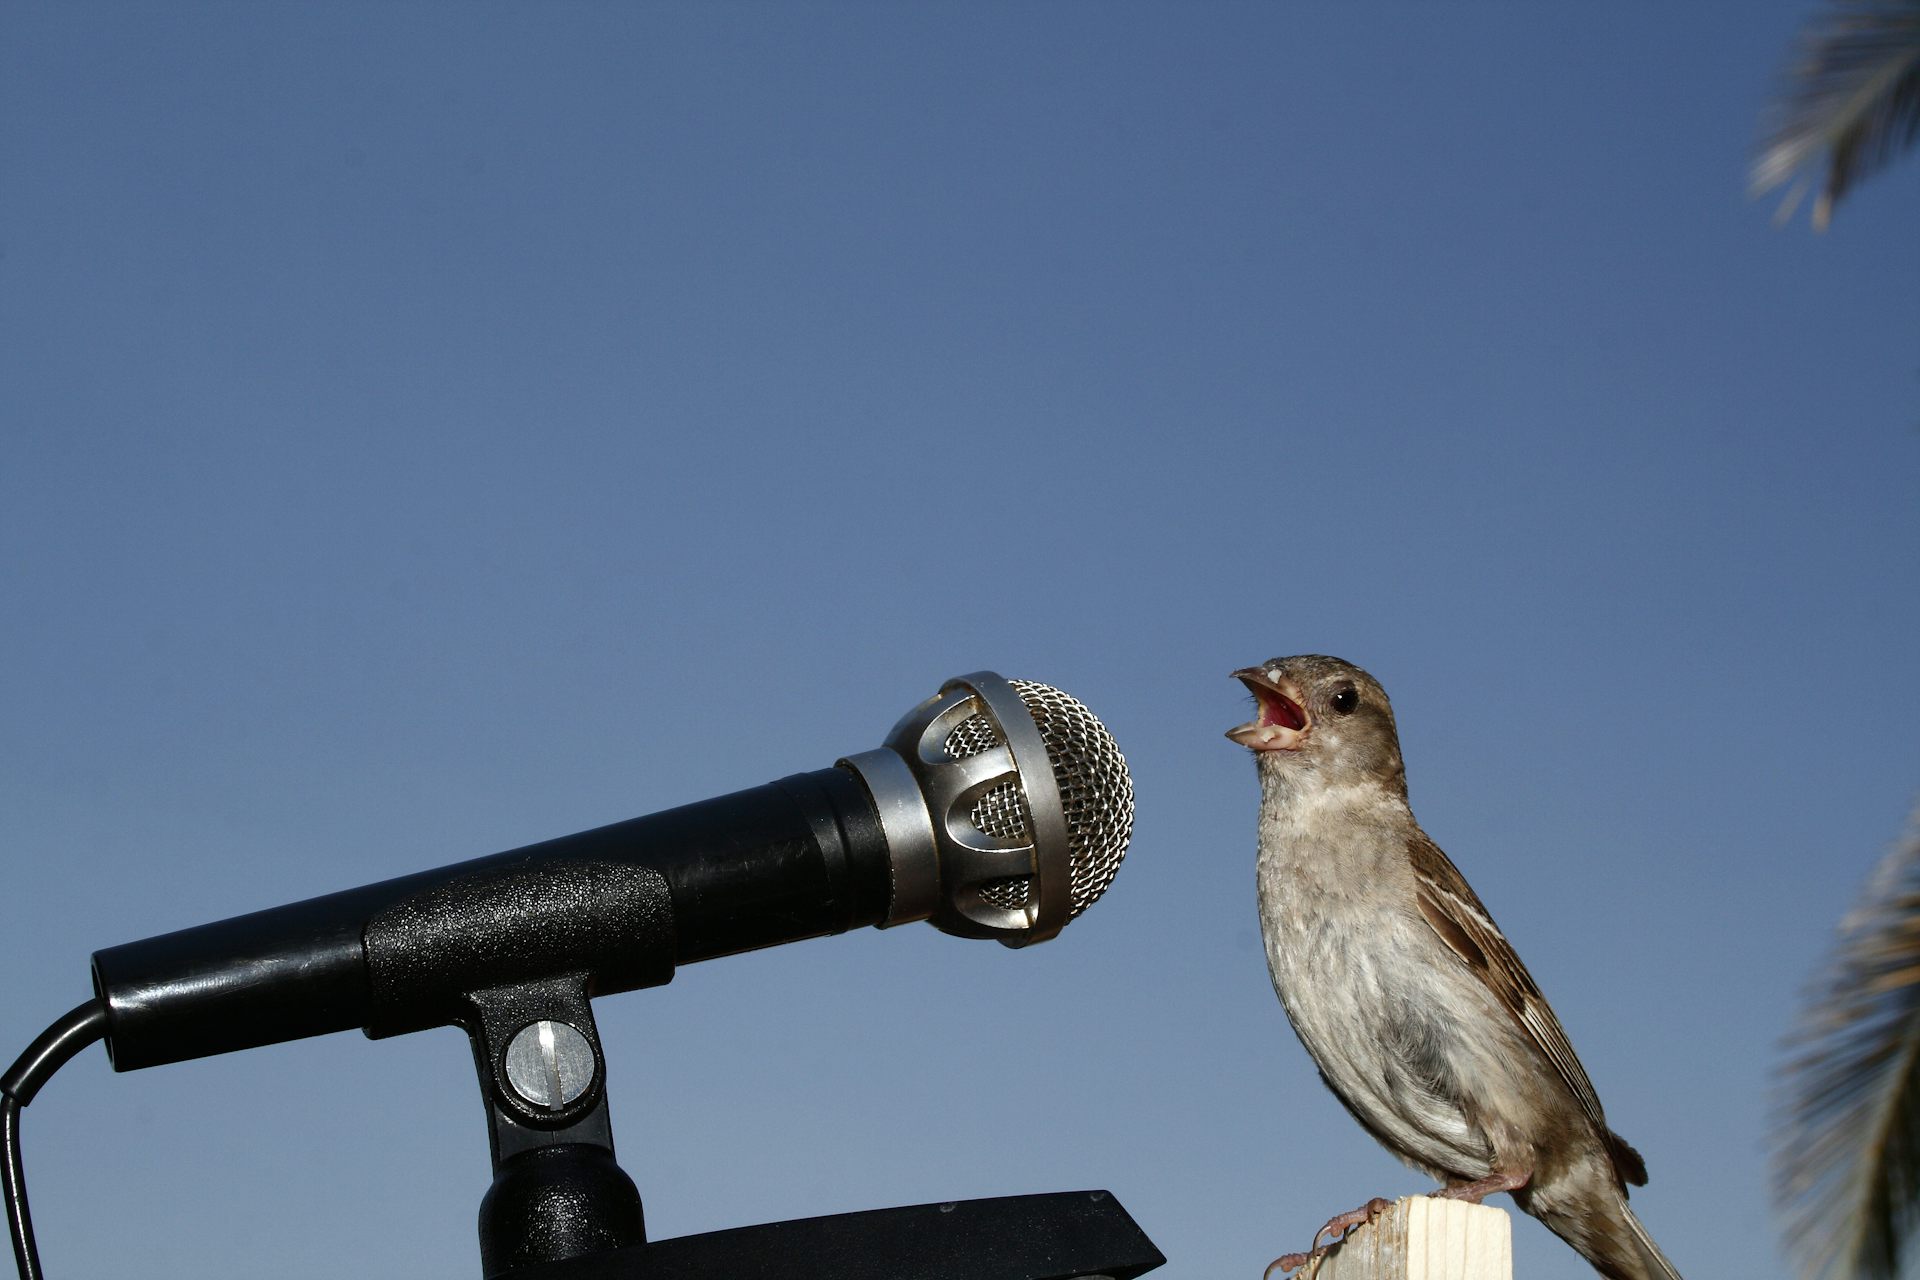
1776, 802, 1920, 1280
1753, 0, 1920, 228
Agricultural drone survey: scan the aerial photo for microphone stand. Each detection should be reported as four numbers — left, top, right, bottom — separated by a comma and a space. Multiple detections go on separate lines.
79, 678, 1157, 1277
460, 979, 1165, 1279
466, 977, 645, 1274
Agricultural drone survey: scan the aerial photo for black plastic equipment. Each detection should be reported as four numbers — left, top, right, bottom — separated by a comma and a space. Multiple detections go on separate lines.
516, 1191, 1166, 1280
458, 975, 1164, 1278
66, 761, 1168, 1277
90, 769, 887, 1071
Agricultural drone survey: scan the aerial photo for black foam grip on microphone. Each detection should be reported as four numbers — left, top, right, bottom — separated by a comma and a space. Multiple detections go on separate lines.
91, 766, 891, 1071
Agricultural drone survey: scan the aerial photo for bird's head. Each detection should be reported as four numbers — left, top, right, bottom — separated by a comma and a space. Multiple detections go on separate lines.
1227, 654, 1405, 793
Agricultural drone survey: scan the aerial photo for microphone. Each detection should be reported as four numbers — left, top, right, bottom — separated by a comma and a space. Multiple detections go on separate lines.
90, 672, 1134, 1072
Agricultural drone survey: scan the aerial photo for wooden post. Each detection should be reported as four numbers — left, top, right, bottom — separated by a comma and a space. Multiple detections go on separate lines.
1299, 1197, 1511, 1280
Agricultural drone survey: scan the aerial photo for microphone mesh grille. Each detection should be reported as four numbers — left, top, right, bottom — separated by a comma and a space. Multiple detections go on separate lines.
1009, 679, 1134, 920
969, 782, 1030, 840
943, 713, 1004, 762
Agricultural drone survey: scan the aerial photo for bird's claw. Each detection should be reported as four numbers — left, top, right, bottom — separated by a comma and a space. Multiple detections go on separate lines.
1264, 1251, 1313, 1278
1265, 1197, 1391, 1277
1311, 1197, 1390, 1251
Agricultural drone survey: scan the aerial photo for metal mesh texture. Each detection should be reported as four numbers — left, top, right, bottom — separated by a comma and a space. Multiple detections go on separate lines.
1009, 679, 1134, 920
937, 680, 1133, 919
946, 714, 1036, 907
978, 875, 1032, 909
969, 779, 1030, 840
943, 713, 1003, 761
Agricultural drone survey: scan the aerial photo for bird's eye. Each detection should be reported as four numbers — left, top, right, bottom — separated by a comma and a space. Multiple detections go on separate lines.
1330, 685, 1359, 716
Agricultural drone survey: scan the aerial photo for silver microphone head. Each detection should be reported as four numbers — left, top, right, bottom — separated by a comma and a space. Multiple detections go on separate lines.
840, 672, 1135, 947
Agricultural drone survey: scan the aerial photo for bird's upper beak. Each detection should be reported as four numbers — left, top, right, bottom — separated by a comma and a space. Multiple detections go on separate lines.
1227, 667, 1310, 752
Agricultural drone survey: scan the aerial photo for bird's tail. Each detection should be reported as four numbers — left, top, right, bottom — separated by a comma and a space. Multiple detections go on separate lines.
1533, 1193, 1682, 1280
1617, 1204, 1683, 1280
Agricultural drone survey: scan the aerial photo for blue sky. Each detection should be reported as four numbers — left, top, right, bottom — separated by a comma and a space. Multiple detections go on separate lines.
3, 4, 1917, 1277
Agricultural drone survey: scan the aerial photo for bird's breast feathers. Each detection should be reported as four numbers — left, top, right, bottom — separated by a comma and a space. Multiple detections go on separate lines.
1253, 790, 1541, 1179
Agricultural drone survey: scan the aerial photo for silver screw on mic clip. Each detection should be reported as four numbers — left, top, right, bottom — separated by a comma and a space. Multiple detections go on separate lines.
503, 1019, 596, 1111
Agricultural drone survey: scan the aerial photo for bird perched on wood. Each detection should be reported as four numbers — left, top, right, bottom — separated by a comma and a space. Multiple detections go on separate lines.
1226, 655, 1681, 1280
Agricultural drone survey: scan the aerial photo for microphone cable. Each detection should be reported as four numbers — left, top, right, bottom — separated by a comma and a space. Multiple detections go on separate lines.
3, 1000, 108, 1280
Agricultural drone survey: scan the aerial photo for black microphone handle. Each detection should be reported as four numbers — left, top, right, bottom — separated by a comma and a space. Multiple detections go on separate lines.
91, 766, 891, 1072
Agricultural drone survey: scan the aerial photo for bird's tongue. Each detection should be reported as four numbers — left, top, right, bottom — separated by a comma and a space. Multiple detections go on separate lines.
1262, 691, 1306, 730
1228, 675, 1310, 752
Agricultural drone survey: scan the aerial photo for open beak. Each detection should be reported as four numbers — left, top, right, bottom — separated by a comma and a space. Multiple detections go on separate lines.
1227, 667, 1310, 752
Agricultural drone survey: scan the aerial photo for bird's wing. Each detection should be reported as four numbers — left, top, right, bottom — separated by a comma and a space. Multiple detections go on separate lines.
1405, 831, 1648, 1188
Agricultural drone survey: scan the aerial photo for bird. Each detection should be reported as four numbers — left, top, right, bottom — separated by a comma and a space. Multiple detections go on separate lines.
1226, 654, 1681, 1280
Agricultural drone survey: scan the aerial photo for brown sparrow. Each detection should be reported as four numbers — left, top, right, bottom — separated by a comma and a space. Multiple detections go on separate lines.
1228, 655, 1681, 1280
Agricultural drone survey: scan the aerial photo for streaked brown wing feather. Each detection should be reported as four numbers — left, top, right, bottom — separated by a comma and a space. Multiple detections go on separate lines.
1406, 831, 1647, 1188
